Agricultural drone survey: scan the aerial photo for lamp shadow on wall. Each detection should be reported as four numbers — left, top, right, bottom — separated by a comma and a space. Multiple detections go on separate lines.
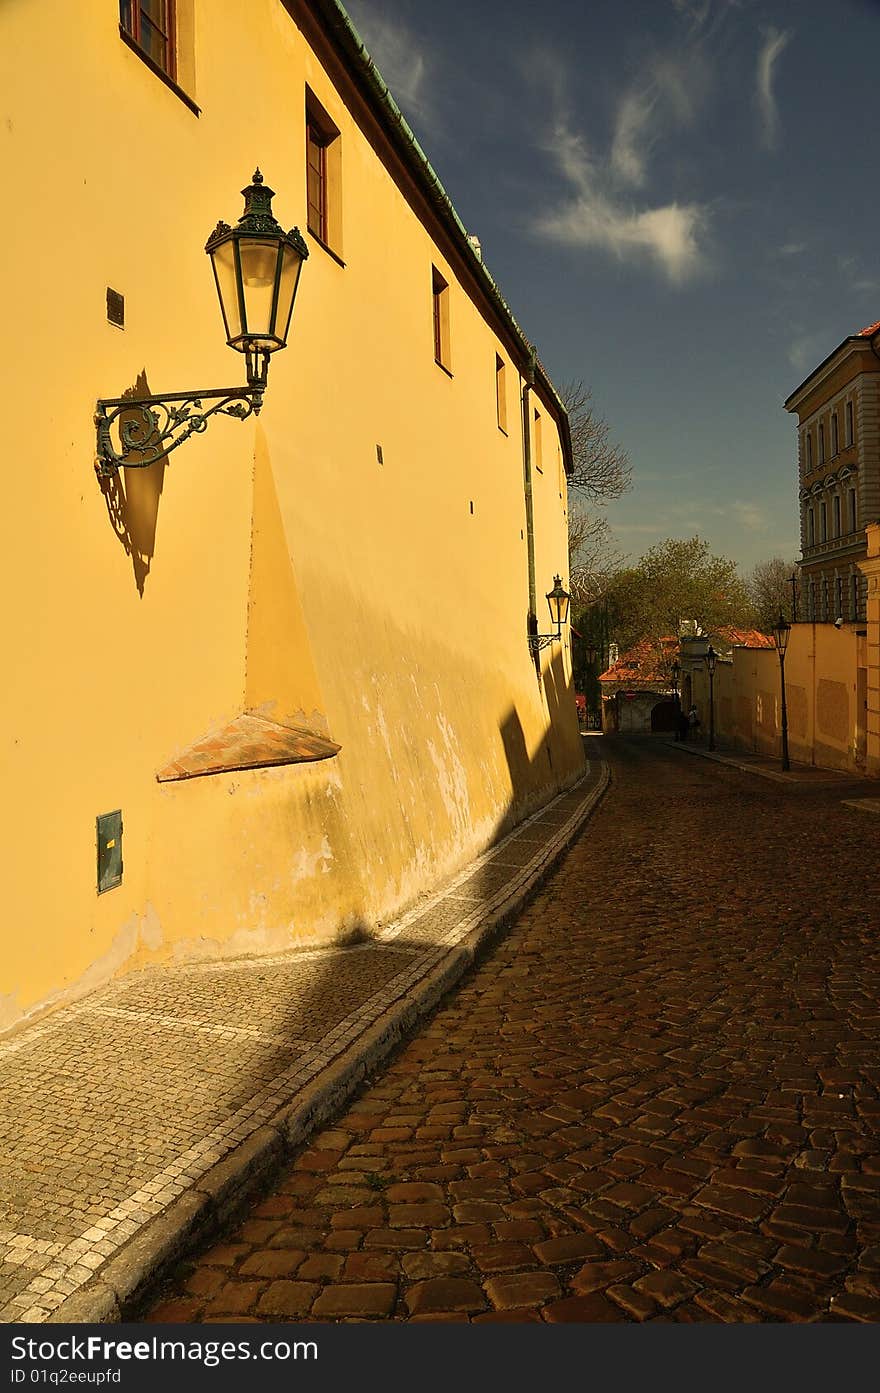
97, 371, 166, 597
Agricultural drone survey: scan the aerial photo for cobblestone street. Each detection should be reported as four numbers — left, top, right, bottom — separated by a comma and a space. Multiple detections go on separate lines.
147, 737, 880, 1323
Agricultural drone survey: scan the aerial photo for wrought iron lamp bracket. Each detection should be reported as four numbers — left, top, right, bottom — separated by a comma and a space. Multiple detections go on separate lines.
527, 633, 560, 653
94, 348, 270, 477
95, 382, 263, 477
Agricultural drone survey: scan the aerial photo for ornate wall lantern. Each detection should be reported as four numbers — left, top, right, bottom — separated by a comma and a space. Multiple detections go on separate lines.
529, 576, 571, 652
95, 171, 308, 476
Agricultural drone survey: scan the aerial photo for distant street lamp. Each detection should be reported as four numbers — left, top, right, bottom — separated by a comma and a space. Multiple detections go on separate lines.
772, 613, 791, 772
671, 658, 681, 740
705, 645, 717, 752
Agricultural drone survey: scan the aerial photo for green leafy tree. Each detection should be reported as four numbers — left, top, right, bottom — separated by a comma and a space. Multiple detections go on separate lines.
605, 536, 756, 653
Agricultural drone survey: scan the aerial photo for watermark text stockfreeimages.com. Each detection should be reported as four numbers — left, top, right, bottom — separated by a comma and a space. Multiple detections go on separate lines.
10, 1335, 317, 1374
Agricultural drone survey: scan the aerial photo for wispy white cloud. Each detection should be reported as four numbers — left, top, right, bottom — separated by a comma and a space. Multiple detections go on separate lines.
777, 241, 806, 256
609, 53, 708, 190
344, 6, 432, 129
535, 117, 708, 284
788, 331, 823, 373
756, 26, 792, 150
729, 501, 768, 532
531, 44, 711, 284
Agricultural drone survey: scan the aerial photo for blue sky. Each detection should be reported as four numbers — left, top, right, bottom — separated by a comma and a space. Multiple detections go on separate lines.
343, 0, 880, 575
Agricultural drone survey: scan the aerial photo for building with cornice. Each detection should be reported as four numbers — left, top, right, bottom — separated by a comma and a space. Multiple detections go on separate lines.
785, 320, 880, 622
0, 0, 581, 1031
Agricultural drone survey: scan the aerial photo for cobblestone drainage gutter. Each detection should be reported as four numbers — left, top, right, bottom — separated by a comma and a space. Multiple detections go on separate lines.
45, 761, 610, 1324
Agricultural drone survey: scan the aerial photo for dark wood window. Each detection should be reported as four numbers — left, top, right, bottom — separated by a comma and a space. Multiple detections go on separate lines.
307, 122, 328, 242
832, 411, 839, 456
846, 400, 854, 446
495, 354, 507, 431
120, 0, 176, 80
432, 267, 449, 368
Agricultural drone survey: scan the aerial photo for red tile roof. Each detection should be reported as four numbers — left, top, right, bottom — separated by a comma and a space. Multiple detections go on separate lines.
857, 319, 880, 337
714, 625, 774, 649
598, 627, 773, 684
598, 636, 677, 685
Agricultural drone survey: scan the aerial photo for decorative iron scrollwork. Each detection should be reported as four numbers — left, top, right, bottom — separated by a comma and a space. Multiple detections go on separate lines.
94, 384, 263, 476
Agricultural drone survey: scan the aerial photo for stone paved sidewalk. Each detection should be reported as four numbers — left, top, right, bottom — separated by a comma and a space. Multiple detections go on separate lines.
665, 736, 867, 787
147, 736, 880, 1324
0, 760, 607, 1324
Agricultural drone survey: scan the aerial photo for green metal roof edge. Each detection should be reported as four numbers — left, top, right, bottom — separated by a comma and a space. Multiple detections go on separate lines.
301, 0, 573, 472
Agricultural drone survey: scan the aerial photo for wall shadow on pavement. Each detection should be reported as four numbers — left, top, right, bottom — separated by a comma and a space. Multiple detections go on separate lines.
10, 648, 587, 1321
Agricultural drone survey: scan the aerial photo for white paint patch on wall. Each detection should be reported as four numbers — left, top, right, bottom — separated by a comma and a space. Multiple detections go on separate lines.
426, 712, 473, 840
289, 835, 334, 885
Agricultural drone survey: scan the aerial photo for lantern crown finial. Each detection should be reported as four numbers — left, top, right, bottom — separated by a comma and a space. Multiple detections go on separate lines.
236, 169, 284, 237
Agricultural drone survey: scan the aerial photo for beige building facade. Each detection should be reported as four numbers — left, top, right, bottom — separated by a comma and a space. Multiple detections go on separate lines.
0, 0, 582, 1032
785, 319, 880, 624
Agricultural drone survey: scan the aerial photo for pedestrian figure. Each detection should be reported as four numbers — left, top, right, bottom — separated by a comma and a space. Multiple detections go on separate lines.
677, 709, 689, 741
688, 704, 700, 740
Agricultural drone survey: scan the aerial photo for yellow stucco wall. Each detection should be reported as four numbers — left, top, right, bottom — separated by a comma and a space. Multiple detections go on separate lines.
0, 0, 581, 1030
688, 626, 865, 773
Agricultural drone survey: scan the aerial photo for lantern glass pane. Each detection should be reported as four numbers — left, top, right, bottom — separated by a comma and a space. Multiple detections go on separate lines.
238, 238, 281, 340
274, 242, 305, 347
210, 240, 241, 343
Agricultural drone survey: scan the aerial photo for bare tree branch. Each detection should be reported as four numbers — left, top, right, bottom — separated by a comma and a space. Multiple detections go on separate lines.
560, 380, 632, 502
568, 502, 626, 606
747, 557, 799, 630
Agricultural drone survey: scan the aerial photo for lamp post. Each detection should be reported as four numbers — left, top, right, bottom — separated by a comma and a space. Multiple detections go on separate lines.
671, 658, 681, 740
772, 613, 791, 772
705, 645, 717, 751
95, 170, 308, 474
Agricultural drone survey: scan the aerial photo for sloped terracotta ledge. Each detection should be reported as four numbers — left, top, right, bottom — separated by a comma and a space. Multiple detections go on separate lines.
157, 713, 340, 782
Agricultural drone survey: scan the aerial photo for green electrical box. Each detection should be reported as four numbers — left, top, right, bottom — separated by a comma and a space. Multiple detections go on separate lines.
97, 810, 123, 893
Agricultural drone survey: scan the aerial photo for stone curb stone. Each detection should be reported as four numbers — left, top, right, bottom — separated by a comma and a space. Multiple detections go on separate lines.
41, 760, 610, 1324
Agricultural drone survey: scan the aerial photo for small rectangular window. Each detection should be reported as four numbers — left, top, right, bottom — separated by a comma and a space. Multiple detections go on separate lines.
495, 355, 507, 432
846, 400, 854, 446
305, 89, 342, 254
849, 487, 857, 533
432, 267, 450, 370
820, 501, 827, 541
806, 432, 813, 469
807, 507, 815, 546
819, 422, 825, 464
533, 408, 543, 472
306, 123, 327, 241
120, 0, 176, 80
833, 494, 841, 537
831, 412, 839, 456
